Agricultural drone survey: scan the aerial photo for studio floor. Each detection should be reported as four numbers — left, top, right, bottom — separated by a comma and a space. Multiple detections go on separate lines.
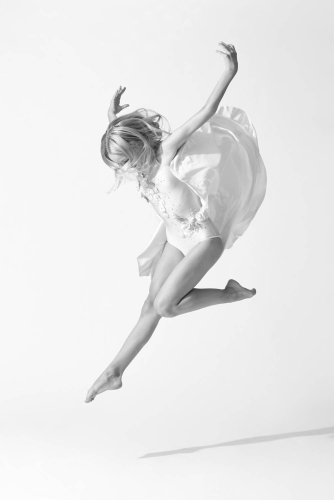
2, 394, 334, 500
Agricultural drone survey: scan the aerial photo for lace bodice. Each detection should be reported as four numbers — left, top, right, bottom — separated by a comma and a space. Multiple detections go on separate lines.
137, 164, 208, 239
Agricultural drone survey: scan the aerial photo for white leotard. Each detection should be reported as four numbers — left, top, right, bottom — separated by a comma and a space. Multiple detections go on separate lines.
138, 163, 222, 256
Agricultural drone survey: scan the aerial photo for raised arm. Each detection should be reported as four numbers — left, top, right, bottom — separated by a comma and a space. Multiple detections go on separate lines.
205, 42, 238, 111
107, 86, 129, 123
163, 41, 238, 153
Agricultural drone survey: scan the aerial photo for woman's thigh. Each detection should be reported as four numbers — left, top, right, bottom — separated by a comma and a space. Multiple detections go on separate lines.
154, 237, 224, 312
148, 242, 185, 301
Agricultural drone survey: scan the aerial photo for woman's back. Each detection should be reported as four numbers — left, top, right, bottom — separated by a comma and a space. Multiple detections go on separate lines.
146, 164, 202, 223
139, 163, 221, 256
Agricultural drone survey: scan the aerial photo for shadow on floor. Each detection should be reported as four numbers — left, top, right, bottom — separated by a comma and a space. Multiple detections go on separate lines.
139, 425, 334, 459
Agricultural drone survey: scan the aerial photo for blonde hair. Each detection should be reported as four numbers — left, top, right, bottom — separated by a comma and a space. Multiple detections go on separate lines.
101, 108, 171, 193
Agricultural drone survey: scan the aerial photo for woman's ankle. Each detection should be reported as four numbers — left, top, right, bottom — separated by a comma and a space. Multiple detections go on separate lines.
106, 364, 123, 378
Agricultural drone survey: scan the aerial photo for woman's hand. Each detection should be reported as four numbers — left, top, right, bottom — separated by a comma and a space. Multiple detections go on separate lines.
215, 41, 238, 76
108, 86, 130, 122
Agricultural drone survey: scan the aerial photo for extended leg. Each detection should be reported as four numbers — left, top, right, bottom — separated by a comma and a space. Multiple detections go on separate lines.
85, 242, 184, 403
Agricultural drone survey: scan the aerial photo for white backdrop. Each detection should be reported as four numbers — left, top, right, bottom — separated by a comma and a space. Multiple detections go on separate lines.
1, 0, 334, 499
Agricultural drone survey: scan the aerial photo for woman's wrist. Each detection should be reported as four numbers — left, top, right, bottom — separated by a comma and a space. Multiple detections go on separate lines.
225, 67, 237, 80
108, 111, 117, 123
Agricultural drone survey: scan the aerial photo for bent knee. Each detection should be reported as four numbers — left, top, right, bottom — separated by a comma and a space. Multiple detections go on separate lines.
141, 294, 176, 318
153, 297, 177, 318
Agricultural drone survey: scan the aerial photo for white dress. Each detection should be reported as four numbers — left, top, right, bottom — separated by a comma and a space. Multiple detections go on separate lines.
136, 105, 267, 278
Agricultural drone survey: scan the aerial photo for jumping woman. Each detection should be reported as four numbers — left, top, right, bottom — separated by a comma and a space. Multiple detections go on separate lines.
85, 41, 267, 403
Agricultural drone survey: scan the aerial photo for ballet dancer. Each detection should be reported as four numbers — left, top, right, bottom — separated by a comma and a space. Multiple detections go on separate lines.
85, 41, 267, 403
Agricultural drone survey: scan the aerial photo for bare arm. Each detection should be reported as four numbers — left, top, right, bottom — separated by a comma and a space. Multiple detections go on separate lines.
205, 41, 238, 112
163, 41, 238, 152
204, 70, 235, 113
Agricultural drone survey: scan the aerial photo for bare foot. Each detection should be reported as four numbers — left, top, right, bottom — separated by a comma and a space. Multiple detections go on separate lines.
225, 279, 256, 302
85, 366, 122, 403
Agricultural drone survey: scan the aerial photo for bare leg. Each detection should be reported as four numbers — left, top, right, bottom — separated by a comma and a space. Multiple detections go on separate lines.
85, 299, 161, 402
85, 242, 184, 403
153, 239, 256, 318
84, 279, 254, 402
85, 241, 255, 402
171, 279, 256, 316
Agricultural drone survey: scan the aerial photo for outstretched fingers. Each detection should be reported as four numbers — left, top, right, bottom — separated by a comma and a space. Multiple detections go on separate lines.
216, 41, 236, 56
